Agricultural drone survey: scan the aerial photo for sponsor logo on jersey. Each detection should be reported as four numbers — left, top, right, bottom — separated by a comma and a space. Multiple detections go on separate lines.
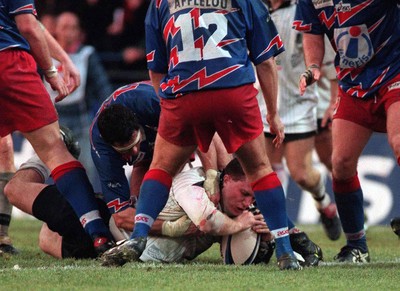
335, 1, 351, 12
169, 0, 232, 13
334, 24, 373, 69
312, 0, 333, 9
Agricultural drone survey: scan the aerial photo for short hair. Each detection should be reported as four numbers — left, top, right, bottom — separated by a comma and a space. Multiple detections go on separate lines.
97, 104, 140, 145
220, 158, 246, 185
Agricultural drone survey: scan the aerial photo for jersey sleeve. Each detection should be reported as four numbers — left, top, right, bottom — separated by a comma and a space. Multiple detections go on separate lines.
145, 0, 169, 74
293, 0, 325, 34
8, 0, 37, 17
245, 0, 285, 65
90, 132, 131, 214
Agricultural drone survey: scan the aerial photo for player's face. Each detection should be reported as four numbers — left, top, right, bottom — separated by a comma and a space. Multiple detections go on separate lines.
111, 130, 142, 159
221, 175, 255, 217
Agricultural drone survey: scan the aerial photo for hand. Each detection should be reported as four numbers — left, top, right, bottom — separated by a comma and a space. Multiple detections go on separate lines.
45, 74, 69, 102
60, 59, 81, 94
320, 102, 336, 128
161, 215, 192, 237
203, 169, 220, 206
234, 210, 267, 231
299, 64, 321, 96
251, 213, 274, 242
266, 113, 285, 148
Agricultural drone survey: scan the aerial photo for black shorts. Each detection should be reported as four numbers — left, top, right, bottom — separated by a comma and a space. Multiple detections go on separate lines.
317, 118, 332, 133
264, 131, 316, 143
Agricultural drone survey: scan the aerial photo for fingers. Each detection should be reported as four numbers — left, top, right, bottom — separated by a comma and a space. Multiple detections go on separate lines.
298, 76, 307, 96
54, 83, 69, 102
273, 130, 284, 148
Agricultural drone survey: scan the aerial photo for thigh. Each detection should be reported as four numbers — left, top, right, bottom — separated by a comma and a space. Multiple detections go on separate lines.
284, 136, 315, 176
331, 119, 372, 179
23, 122, 75, 171
235, 133, 272, 182
150, 133, 197, 177
386, 100, 400, 157
264, 135, 285, 165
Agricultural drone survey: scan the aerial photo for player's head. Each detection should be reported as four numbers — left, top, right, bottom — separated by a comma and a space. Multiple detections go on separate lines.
220, 158, 255, 217
55, 12, 82, 46
98, 104, 142, 156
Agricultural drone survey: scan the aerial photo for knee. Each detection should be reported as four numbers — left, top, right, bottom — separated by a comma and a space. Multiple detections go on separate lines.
3, 178, 16, 203
331, 154, 357, 179
290, 170, 308, 187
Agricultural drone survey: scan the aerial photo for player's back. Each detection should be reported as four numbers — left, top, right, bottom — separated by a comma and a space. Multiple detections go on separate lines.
145, 0, 284, 98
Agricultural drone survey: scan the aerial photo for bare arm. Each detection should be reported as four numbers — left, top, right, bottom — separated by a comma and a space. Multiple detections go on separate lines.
15, 14, 68, 101
299, 33, 325, 96
255, 58, 284, 148
42, 25, 80, 93
149, 70, 166, 97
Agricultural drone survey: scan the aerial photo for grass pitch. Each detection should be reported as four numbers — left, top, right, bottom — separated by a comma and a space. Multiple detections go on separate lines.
1, 219, 399, 290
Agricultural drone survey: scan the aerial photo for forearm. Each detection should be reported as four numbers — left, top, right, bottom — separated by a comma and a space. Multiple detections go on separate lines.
199, 210, 246, 236
42, 26, 70, 64
149, 70, 166, 97
256, 58, 278, 115
303, 33, 325, 68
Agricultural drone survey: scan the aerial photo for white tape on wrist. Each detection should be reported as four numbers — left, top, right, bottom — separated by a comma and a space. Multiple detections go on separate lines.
44, 65, 58, 79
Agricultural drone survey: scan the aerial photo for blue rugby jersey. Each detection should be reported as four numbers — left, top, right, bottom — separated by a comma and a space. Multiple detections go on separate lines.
145, 0, 284, 99
293, 0, 400, 99
0, 0, 37, 51
90, 81, 160, 213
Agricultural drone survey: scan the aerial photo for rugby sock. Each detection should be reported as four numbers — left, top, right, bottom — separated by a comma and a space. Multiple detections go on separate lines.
309, 174, 331, 210
272, 163, 289, 194
0, 173, 14, 241
131, 169, 172, 239
251, 172, 292, 258
51, 161, 110, 240
333, 174, 367, 252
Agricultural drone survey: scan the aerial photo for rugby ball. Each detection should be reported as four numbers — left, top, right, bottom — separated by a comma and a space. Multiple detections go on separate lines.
220, 228, 261, 265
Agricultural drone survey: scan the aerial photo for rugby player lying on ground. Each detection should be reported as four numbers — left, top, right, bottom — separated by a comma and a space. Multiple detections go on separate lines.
5, 134, 322, 266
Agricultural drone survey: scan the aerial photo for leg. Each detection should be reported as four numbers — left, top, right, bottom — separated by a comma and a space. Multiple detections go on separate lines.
23, 122, 113, 250
285, 137, 341, 240
100, 134, 197, 266
235, 134, 301, 270
264, 137, 289, 192
0, 135, 17, 254
39, 224, 63, 259
386, 101, 400, 238
332, 119, 372, 262
315, 128, 333, 172
133, 134, 197, 238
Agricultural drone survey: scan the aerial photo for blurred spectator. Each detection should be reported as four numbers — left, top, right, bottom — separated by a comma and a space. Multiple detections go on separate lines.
106, 0, 149, 69
43, 12, 113, 192
79, 0, 122, 52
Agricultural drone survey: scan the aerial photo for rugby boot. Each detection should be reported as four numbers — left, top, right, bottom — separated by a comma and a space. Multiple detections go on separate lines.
94, 236, 116, 256
277, 253, 302, 270
290, 232, 323, 267
319, 203, 342, 241
100, 237, 147, 267
334, 246, 370, 263
0, 236, 18, 255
